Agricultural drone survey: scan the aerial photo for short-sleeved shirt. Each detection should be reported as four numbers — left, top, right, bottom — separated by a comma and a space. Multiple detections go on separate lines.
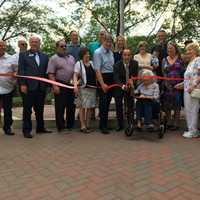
47, 54, 75, 82
67, 43, 82, 62
0, 53, 17, 94
74, 60, 96, 87
93, 45, 114, 73
88, 41, 101, 57
184, 56, 200, 91
136, 82, 160, 100
134, 53, 152, 69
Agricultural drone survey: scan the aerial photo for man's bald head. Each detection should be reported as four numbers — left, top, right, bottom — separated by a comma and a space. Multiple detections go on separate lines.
0, 40, 7, 57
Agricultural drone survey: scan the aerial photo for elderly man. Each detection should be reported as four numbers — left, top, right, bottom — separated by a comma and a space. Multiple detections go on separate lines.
93, 34, 115, 134
67, 31, 82, 62
0, 40, 17, 135
18, 35, 51, 138
12, 38, 28, 67
47, 39, 75, 132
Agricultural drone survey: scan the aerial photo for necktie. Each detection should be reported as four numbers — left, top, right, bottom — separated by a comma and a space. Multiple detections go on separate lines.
125, 64, 129, 83
35, 53, 40, 66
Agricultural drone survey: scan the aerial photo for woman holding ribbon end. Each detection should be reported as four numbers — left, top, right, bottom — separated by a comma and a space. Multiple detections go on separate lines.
73, 47, 97, 133
175, 43, 200, 138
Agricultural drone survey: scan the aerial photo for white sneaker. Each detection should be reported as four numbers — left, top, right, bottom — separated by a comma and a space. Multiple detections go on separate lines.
193, 131, 200, 138
183, 131, 199, 138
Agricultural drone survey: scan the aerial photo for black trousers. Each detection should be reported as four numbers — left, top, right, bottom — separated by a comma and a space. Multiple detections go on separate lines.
115, 89, 135, 128
54, 87, 75, 130
98, 73, 115, 130
22, 90, 46, 133
0, 91, 13, 132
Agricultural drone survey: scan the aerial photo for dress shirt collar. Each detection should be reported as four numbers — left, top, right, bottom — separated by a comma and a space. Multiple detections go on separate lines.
101, 45, 110, 54
69, 42, 80, 47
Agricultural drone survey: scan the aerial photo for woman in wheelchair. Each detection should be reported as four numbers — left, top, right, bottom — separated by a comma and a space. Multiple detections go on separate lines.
135, 70, 160, 130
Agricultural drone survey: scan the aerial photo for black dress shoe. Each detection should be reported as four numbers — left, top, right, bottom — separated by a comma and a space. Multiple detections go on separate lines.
36, 129, 52, 134
23, 132, 33, 138
4, 129, 15, 136
101, 129, 110, 134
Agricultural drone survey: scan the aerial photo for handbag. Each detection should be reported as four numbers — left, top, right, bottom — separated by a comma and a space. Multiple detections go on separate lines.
191, 88, 200, 99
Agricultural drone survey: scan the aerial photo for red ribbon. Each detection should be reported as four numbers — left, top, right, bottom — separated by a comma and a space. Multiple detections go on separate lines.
0, 73, 186, 90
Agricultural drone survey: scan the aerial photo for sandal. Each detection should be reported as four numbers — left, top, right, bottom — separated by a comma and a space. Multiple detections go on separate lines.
86, 128, 93, 133
80, 128, 90, 134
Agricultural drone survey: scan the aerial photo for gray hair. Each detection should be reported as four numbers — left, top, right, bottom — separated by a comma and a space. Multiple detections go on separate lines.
186, 42, 200, 56
142, 69, 154, 77
142, 70, 155, 82
104, 33, 113, 42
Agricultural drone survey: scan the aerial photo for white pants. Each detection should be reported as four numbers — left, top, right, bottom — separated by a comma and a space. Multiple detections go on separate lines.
184, 91, 200, 132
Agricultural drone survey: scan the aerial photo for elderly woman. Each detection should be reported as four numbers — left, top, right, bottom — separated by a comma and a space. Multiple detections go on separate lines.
114, 35, 126, 63
175, 43, 200, 138
134, 41, 153, 74
161, 42, 184, 130
73, 47, 97, 133
135, 70, 160, 129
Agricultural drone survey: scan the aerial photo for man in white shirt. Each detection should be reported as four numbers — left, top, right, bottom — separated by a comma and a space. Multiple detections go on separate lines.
12, 38, 28, 66
0, 40, 17, 135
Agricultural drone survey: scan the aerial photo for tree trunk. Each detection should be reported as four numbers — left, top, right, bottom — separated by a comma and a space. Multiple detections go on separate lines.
119, 0, 125, 36
116, 0, 120, 36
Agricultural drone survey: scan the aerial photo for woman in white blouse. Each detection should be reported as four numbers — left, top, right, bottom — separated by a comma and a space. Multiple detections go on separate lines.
175, 43, 200, 138
73, 48, 97, 133
134, 41, 153, 73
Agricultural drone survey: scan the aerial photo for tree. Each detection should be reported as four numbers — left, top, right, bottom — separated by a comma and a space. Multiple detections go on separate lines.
63, 0, 150, 37
0, 0, 70, 41
145, 0, 200, 42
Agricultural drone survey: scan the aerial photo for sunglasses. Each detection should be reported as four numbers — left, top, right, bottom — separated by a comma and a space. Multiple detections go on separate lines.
59, 45, 67, 49
21, 43, 27, 46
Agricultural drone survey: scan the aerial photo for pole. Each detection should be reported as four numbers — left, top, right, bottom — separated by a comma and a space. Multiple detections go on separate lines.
119, 0, 125, 35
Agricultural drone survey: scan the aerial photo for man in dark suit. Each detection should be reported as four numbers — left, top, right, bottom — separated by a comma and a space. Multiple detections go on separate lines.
18, 35, 51, 138
114, 48, 139, 131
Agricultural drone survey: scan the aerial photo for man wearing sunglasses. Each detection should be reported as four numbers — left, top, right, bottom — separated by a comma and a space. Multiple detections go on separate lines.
12, 38, 28, 67
47, 39, 76, 132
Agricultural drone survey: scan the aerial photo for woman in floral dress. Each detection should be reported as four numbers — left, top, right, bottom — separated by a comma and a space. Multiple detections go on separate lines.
161, 42, 184, 130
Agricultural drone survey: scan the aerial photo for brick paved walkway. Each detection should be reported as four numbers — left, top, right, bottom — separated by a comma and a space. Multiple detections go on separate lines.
0, 129, 200, 200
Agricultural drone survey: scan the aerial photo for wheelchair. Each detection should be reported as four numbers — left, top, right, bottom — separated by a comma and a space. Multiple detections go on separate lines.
124, 88, 167, 139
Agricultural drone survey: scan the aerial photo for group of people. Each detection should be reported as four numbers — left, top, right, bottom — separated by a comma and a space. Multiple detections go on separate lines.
0, 29, 200, 139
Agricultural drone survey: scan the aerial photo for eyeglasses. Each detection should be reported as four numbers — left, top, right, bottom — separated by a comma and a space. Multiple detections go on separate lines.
59, 45, 67, 49
21, 43, 27, 46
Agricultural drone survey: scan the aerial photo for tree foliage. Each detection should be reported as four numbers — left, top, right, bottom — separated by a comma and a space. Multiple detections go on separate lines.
145, 0, 200, 42
0, 0, 71, 55
64, 0, 150, 38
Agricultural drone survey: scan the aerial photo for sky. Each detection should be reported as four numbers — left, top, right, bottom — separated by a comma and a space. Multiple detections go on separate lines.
36, 0, 167, 37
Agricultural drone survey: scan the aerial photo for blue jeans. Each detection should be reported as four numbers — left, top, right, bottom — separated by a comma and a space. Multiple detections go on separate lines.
136, 99, 160, 125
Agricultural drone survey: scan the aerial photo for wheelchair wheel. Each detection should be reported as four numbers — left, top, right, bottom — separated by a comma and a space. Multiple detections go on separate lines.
158, 125, 165, 139
125, 125, 134, 137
